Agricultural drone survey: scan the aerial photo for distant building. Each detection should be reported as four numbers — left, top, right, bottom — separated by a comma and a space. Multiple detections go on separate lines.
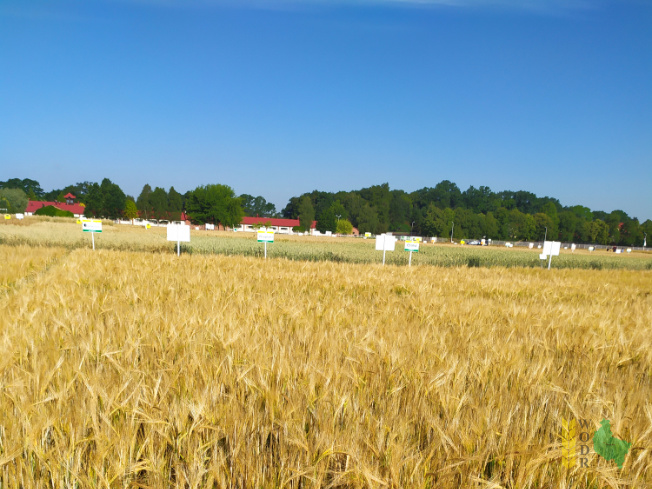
25, 193, 85, 218
237, 216, 317, 234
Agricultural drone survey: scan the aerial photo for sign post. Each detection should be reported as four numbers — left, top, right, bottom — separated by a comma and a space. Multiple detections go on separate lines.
167, 223, 191, 256
539, 241, 561, 269
404, 240, 419, 266
375, 234, 396, 265
81, 219, 103, 250
257, 230, 275, 259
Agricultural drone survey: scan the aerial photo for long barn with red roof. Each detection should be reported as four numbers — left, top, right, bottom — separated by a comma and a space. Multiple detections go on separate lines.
238, 216, 317, 234
25, 193, 85, 217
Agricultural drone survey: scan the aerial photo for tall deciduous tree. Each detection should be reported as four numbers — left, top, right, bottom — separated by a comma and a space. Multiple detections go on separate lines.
357, 203, 380, 234
125, 199, 139, 223
99, 178, 126, 219
389, 190, 412, 232
587, 219, 610, 245
240, 194, 277, 217
281, 196, 301, 219
149, 187, 168, 221
359, 183, 391, 233
168, 186, 183, 221
336, 219, 353, 235
534, 213, 554, 241
420, 204, 445, 237
482, 212, 499, 239
0, 188, 28, 213
83, 183, 102, 218
540, 201, 559, 239
82, 179, 125, 219
316, 207, 337, 233
185, 184, 244, 228
136, 184, 153, 220
298, 196, 315, 233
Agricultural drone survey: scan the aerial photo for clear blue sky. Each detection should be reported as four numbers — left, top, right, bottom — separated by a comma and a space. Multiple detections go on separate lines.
1, 0, 650, 220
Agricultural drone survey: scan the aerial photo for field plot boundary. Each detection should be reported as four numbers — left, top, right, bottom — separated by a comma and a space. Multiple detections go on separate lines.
1, 221, 652, 271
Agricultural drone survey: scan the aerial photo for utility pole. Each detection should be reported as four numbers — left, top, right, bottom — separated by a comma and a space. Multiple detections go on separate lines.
450, 221, 454, 243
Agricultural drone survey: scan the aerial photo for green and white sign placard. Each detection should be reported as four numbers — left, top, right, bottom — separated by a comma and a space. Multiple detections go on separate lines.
404, 240, 418, 266
404, 241, 419, 252
257, 231, 275, 243
81, 219, 102, 250
82, 219, 102, 233
257, 230, 274, 259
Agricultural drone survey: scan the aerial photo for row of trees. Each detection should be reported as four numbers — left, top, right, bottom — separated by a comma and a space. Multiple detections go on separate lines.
83, 179, 127, 219
282, 182, 651, 246
2, 177, 650, 245
136, 185, 184, 221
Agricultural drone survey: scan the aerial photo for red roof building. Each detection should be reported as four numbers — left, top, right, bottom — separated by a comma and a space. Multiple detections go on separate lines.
26, 199, 85, 217
239, 216, 317, 234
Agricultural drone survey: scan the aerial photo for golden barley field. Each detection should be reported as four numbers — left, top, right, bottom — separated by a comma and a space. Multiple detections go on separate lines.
0, 244, 651, 488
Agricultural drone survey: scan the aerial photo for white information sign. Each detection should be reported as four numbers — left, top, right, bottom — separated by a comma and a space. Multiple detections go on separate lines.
167, 224, 190, 243
541, 241, 561, 257
15, 213, 24, 220
541, 240, 561, 269
375, 234, 396, 251
376, 234, 396, 265
167, 224, 190, 256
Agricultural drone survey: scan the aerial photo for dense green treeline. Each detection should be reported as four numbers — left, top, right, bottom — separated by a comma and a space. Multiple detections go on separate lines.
281, 181, 650, 246
2, 177, 650, 246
